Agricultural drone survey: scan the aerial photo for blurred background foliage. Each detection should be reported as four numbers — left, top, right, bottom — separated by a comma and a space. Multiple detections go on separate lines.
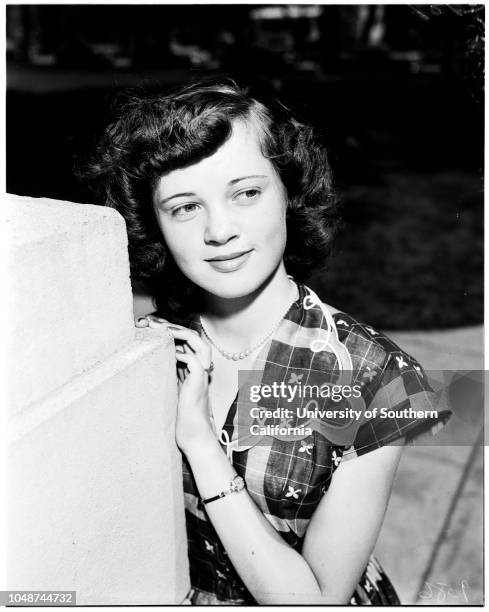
6, 4, 483, 330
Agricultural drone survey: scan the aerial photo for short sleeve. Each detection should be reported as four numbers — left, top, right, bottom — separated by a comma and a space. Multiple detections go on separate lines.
341, 350, 452, 462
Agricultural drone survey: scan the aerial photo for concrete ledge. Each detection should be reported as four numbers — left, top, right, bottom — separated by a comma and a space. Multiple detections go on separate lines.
7, 194, 190, 605
8, 327, 190, 605
7, 194, 135, 415
8, 328, 174, 444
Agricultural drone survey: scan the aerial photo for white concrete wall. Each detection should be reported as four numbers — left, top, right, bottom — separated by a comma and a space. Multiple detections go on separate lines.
7, 195, 135, 415
6, 194, 189, 605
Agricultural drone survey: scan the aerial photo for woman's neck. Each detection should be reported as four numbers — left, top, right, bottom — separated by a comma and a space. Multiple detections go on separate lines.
200, 263, 297, 350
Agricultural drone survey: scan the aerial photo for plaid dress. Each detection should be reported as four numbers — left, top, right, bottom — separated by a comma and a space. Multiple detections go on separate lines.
184, 282, 451, 605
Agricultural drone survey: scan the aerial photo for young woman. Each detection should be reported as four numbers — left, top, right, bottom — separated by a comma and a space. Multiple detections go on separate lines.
86, 80, 451, 605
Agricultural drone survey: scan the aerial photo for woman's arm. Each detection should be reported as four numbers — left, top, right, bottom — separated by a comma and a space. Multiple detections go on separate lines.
301, 442, 404, 602
186, 439, 403, 605
159, 321, 403, 604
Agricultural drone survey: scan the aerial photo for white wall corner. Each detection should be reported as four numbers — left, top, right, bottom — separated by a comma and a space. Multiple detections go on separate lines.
7, 195, 190, 604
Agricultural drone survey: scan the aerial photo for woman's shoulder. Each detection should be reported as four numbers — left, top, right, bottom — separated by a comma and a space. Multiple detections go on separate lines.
321, 302, 342, 317
319, 302, 381, 338
298, 284, 416, 363
296, 284, 403, 369
326, 306, 423, 372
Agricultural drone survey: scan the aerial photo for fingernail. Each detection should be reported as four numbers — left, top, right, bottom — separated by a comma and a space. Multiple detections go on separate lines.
167, 325, 181, 330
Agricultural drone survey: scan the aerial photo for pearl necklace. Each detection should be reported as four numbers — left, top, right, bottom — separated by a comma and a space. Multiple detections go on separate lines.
199, 283, 298, 361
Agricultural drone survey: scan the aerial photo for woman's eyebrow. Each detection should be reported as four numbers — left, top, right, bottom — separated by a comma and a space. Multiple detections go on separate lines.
159, 192, 196, 206
158, 176, 268, 205
229, 175, 268, 185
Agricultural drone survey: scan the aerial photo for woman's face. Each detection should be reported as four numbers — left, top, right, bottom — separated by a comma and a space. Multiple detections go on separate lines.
153, 120, 288, 300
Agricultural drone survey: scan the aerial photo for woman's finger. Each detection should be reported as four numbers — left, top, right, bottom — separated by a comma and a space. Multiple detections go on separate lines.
176, 342, 189, 382
168, 326, 212, 367
148, 318, 166, 329
135, 316, 150, 328
167, 323, 200, 336
135, 314, 168, 328
175, 349, 207, 377
136, 317, 212, 373
177, 364, 188, 384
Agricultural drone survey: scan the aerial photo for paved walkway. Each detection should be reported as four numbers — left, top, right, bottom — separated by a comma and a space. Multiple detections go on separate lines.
376, 326, 483, 605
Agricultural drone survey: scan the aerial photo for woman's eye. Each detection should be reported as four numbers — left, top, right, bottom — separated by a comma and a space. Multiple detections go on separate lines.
235, 188, 261, 201
172, 203, 199, 217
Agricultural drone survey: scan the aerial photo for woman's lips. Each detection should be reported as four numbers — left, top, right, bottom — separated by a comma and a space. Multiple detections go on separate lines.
205, 250, 253, 273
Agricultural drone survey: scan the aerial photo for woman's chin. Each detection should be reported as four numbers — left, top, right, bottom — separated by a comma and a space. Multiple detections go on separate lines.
199, 277, 264, 302
207, 285, 258, 301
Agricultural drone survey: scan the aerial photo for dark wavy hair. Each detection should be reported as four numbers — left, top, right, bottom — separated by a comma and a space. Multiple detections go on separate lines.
83, 79, 341, 322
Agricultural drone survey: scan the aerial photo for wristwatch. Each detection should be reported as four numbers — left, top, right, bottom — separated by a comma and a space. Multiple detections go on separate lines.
202, 475, 246, 505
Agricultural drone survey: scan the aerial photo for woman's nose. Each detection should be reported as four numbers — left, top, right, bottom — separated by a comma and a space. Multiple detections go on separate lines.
203, 206, 239, 245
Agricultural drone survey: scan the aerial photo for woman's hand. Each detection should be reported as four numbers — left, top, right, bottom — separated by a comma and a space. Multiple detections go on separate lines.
135, 315, 217, 454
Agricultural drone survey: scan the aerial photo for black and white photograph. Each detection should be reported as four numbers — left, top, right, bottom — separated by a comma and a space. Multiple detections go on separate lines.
5, 2, 484, 607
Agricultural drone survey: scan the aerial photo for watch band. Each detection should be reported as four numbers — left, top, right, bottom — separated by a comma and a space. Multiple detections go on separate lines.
202, 475, 246, 505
